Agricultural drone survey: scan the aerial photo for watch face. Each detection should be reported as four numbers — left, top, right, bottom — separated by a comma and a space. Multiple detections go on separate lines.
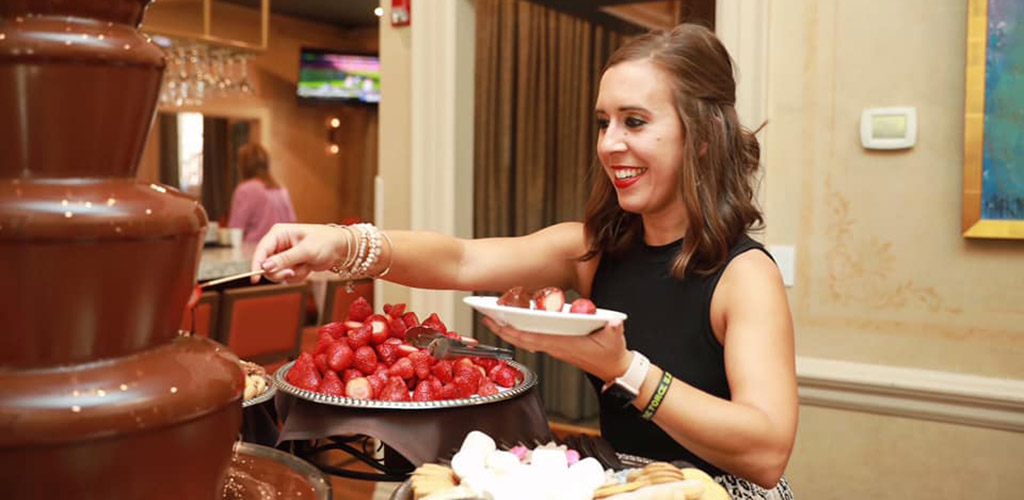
602, 382, 638, 409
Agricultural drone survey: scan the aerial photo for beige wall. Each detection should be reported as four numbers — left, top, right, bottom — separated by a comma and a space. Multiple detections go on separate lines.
138, 6, 379, 225
761, 0, 1024, 496
766, 0, 1024, 377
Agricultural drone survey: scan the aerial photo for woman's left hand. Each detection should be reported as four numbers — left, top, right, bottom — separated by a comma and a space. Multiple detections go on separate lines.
481, 317, 631, 382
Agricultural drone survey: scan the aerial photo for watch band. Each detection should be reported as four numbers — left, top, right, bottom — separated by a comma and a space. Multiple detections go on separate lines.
602, 350, 650, 396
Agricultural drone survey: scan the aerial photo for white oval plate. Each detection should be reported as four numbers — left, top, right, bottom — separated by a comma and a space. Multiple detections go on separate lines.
463, 296, 627, 336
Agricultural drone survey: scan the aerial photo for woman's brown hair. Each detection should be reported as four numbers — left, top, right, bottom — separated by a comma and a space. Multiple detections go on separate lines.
237, 143, 280, 189
583, 24, 764, 277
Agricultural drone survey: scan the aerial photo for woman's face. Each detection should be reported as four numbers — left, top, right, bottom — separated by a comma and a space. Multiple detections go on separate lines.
595, 59, 686, 218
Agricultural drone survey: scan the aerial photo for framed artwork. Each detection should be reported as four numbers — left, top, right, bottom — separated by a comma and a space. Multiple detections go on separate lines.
962, 0, 1024, 239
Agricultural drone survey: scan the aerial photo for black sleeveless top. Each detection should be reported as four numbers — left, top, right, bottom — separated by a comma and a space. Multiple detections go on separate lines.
588, 234, 769, 476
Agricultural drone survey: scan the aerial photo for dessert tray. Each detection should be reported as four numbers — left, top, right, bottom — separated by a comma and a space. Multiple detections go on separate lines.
242, 375, 276, 408
463, 296, 627, 336
274, 359, 537, 410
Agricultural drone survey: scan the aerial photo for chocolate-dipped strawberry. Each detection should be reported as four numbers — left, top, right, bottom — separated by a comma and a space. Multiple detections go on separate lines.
497, 286, 532, 309
532, 287, 566, 312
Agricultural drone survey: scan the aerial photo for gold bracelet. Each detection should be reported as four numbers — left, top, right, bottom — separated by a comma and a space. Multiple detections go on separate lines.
327, 224, 356, 275
640, 370, 673, 421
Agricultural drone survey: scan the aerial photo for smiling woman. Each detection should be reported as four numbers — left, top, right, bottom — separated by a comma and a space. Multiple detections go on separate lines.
247, 23, 796, 500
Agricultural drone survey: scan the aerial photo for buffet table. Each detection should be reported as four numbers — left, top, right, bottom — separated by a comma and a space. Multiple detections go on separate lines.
198, 243, 255, 281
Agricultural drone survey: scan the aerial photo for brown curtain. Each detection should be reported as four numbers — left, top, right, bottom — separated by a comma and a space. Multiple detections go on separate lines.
158, 113, 179, 189
473, 0, 627, 422
201, 116, 231, 224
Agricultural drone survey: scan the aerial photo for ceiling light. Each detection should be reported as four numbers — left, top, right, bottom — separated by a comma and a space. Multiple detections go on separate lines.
374, 7, 383, 17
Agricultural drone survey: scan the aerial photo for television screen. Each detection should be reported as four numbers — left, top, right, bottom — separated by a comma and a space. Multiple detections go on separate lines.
297, 48, 380, 103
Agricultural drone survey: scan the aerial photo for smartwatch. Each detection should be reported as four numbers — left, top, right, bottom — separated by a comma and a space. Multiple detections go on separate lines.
600, 351, 650, 409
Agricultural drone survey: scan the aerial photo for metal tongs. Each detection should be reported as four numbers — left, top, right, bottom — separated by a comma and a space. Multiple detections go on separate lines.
404, 326, 514, 361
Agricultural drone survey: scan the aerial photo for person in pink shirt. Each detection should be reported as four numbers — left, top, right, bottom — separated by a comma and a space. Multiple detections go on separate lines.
228, 143, 297, 243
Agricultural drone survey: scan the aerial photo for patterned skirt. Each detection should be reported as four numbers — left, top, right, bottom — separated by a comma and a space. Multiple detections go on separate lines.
715, 475, 795, 500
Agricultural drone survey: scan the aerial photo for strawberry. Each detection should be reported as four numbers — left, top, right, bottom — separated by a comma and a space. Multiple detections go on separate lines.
375, 343, 401, 366
474, 357, 500, 371
497, 286, 531, 308
345, 377, 373, 399
295, 352, 316, 371
439, 383, 460, 400
532, 286, 566, 312
186, 285, 201, 310
319, 370, 344, 396
389, 303, 406, 318
318, 321, 348, 341
389, 317, 408, 339
344, 320, 364, 331
492, 366, 520, 388
407, 350, 435, 380
326, 342, 354, 372
431, 360, 454, 384
380, 376, 411, 402
365, 314, 391, 345
347, 322, 372, 349
388, 357, 415, 380
353, 345, 378, 375
412, 380, 438, 401
401, 312, 420, 328
383, 303, 393, 315
397, 344, 418, 356
342, 368, 363, 383
313, 353, 329, 375
454, 362, 483, 387
347, 296, 373, 322
313, 337, 334, 356
366, 374, 385, 398
427, 377, 443, 392
422, 313, 447, 333
487, 361, 508, 380
287, 362, 321, 392
453, 374, 477, 398
569, 298, 597, 315
477, 380, 499, 396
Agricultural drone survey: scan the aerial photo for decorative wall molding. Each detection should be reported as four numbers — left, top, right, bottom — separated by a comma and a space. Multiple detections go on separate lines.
797, 356, 1024, 433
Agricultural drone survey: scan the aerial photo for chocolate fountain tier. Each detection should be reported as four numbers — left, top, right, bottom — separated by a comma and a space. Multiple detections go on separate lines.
0, 179, 207, 369
0, 335, 244, 499
0, 9, 165, 179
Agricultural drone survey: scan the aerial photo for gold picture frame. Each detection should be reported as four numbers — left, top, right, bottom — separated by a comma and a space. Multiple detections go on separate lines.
962, 0, 1024, 239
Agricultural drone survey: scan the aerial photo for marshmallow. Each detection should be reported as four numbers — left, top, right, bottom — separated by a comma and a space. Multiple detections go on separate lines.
567, 457, 607, 492
450, 449, 486, 480
486, 450, 523, 475
459, 430, 497, 456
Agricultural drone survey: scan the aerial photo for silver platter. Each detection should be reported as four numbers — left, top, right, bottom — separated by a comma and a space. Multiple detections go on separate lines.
241, 376, 276, 408
273, 359, 537, 410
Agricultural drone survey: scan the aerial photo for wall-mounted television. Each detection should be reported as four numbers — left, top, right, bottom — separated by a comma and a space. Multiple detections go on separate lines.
297, 48, 380, 104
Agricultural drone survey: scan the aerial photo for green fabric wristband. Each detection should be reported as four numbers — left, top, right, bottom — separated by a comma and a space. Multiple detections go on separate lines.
640, 370, 673, 421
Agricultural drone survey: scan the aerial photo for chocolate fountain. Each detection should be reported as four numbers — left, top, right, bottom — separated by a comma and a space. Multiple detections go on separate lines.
0, 1, 244, 498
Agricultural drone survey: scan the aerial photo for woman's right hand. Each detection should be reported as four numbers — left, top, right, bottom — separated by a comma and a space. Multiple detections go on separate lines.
250, 223, 348, 283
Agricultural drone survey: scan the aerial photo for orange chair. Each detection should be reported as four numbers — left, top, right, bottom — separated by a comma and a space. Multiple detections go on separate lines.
217, 282, 311, 365
319, 279, 374, 325
180, 290, 220, 338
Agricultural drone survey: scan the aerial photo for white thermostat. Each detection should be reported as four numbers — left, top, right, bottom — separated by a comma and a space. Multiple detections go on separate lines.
860, 107, 916, 150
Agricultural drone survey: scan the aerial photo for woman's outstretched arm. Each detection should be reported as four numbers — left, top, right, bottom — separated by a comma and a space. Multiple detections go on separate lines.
250, 222, 590, 295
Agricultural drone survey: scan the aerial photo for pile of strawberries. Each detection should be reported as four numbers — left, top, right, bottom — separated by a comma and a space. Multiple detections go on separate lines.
286, 297, 524, 402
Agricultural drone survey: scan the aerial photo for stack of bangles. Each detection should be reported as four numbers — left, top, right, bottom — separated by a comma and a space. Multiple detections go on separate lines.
326, 223, 394, 292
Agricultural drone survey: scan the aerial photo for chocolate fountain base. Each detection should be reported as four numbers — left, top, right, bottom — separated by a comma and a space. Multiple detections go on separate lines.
223, 442, 332, 500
